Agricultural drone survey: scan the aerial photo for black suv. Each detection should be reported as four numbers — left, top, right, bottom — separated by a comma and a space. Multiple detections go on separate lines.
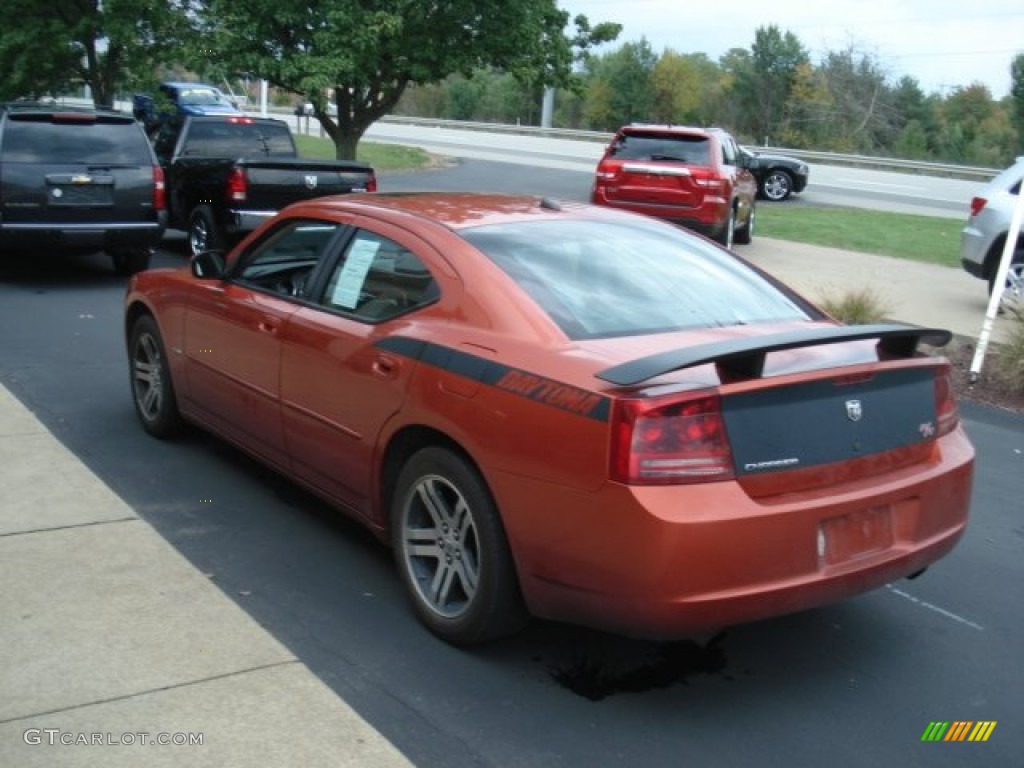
0, 104, 167, 274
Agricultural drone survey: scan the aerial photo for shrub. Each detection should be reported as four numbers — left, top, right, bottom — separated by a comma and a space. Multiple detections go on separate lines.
994, 308, 1024, 394
818, 286, 892, 325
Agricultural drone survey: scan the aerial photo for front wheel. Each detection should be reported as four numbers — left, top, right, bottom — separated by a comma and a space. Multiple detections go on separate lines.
760, 169, 793, 201
129, 315, 182, 438
391, 446, 526, 646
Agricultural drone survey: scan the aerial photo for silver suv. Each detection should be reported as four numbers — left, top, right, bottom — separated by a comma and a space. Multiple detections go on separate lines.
960, 158, 1024, 308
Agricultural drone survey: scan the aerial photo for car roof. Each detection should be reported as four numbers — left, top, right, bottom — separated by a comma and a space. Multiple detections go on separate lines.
621, 123, 717, 137
0, 103, 133, 122
293, 192, 636, 232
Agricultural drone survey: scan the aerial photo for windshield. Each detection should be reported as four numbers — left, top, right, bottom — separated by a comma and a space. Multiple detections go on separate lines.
462, 219, 814, 339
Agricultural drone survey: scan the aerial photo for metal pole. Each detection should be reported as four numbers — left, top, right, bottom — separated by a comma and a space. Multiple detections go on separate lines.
969, 176, 1024, 382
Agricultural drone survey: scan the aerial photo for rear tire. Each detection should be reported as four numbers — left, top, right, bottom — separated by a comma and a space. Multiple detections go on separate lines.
129, 315, 182, 438
734, 204, 755, 245
987, 248, 1024, 310
110, 249, 152, 275
188, 205, 223, 258
391, 446, 527, 646
715, 206, 736, 249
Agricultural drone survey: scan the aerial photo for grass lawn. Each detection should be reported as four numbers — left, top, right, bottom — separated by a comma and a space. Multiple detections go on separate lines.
294, 134, 432, 171
756, 204, 963, 268
296, 132, 965, 268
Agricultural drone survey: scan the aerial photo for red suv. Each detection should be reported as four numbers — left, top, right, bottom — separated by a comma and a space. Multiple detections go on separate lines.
591, 124, 756, 248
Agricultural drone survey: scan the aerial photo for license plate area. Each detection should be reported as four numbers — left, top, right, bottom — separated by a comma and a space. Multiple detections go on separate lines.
819, 506, 893, 565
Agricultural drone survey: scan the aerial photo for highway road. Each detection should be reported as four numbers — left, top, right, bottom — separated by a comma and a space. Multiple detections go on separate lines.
1, 157, 1021, 767
355, 121, 981, 219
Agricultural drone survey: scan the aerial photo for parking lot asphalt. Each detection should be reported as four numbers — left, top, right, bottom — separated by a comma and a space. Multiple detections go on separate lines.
0, 238, 1012, 766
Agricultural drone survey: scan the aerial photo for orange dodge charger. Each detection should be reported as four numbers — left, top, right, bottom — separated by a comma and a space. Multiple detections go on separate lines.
124, 193, 974, 646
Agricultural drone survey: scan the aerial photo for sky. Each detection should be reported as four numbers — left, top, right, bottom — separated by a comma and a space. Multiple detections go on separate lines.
560, 0, 1023, 98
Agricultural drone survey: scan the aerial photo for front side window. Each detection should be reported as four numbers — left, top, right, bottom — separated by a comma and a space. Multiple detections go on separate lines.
234, 219, 342, 299
321, 230, 438, 322
462, 219, 815, 339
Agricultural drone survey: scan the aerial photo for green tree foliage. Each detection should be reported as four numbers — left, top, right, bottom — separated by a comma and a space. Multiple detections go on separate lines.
196, 0, 617, 159
731, 25, 809, 143
1010, 53, 1024, 153
583, 39, 658, 130
0, 0, 195, 107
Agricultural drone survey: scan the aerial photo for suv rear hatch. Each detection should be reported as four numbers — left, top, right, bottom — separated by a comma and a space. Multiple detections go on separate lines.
0, 111, 159, 228
597, 130, 715, 210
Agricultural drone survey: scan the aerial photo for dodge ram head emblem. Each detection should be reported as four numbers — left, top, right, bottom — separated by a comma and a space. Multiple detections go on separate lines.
845, 399, 863, 422
304, 175, 318, 190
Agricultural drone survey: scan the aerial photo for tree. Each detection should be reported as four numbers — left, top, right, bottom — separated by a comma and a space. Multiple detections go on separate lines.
1011, 53, 1024, 153
196, 0, 616, 159
583, 39, 657, 130
650, 50, 713, 125
0, 0, 195, 107
730, 26, 809, 143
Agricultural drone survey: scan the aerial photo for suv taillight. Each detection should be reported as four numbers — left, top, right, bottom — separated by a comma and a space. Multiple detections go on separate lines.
366, 170, 378, 193
153, 165, 166, 211
691, 168, 726, 194
969, 196, 987, 217
610, 392, 735, 485
934, 365, 959, 437
226, 167, 248, 201
594, 160, 618, 181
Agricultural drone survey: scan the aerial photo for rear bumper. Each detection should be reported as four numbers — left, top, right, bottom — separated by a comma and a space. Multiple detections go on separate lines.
226, 209, 276, 234
590, 189, 728, 239
494, 428, 974, 640
0, 217, 166, 252
960, 224, 990, 279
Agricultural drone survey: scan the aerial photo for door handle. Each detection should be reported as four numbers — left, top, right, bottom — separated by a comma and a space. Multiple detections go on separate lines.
257, 318, 279, 334
372, 354, 398, 379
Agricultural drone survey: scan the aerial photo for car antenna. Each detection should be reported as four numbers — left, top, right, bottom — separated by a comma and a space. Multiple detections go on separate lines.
539, 197, 562, 211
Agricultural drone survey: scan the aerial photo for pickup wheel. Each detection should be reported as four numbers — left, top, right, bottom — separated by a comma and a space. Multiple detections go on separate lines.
188, 205, 223, 257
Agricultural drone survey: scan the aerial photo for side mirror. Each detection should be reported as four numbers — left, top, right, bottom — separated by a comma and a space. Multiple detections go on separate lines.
191, 250, 226, 279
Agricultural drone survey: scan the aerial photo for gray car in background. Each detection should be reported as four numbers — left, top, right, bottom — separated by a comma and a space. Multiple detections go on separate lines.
961, 157, 1024, 308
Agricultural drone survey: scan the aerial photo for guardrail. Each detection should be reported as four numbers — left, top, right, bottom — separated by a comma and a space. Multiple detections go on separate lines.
368, 115, 1000, 181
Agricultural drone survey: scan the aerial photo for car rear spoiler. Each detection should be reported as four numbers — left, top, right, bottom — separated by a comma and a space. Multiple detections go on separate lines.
595, 323, 952, 386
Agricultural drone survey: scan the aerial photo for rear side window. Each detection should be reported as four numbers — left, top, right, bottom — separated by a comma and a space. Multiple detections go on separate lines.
0, 117, 149, 164
609, 132, 711, 165
463, 219, 813, 339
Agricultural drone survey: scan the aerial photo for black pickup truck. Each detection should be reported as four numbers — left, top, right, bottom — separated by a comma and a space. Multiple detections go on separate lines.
151, 115, 376, 256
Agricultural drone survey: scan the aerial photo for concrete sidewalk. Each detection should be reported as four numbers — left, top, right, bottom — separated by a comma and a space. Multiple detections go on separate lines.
749, 237, 1008, 344
0, 384, 411, 767
0, 239, 1011, 766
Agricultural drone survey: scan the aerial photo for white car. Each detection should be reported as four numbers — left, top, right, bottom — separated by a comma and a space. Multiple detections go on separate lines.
960, 158, 1024, 308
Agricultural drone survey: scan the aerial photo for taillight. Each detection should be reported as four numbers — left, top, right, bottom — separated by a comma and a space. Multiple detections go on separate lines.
594, 160, 618, 181
226, 167, 248, 201
969, 196, 987, 217
152, 165, 166, 211
610, 393, 735, 485
934, 365, 959, 436
366, 171, 378, 193
691, 169, 726, 193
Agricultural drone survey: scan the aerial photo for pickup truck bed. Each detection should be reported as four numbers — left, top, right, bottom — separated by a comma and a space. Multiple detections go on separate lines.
151, 115, 376, 256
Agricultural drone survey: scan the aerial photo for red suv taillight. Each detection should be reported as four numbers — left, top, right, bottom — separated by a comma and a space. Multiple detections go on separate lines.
366, 170, 378, 193
610, 392, 735, 485
226, 167, 248, 201
152, 165, 166, 211
594, 159, 618, 181
969, 196, 987, 217
690, 168, 726, 195
934, 365, 959, 437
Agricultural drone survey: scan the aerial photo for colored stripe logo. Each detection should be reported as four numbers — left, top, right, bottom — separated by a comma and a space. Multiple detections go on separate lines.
921, 721, 997, 742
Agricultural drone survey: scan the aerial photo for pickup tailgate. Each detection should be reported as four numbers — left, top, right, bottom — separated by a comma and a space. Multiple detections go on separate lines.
242, 160, 374, 209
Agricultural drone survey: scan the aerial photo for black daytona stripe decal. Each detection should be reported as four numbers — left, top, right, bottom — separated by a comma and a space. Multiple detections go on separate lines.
375, 337, 610, 421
